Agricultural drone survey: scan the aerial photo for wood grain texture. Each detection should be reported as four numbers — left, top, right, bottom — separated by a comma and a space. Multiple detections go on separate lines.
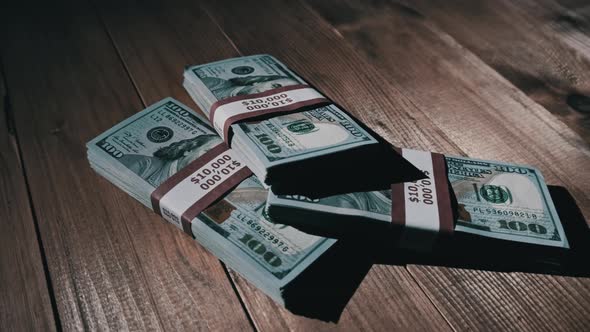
408, 266, 590, 331
303, 1, 590, 330
0, 60, 57, 331
186, 0, 590, 329
552, 0, 590, 58
0, 1, 253, 330
151, 0, 590, 330
2, 0, 588, 330
229, 265, 449, 332
93, 0, 452, 329
200, 0, 461, 156
408, 0, 590, 145
305, 0, 590, 226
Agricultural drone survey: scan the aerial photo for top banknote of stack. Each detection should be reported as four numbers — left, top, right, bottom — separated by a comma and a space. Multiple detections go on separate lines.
183, 54, 423, 197
86, 98, 336, 306
266, 150, 570, 250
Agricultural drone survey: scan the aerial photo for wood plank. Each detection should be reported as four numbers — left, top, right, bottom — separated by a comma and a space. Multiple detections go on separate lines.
552, 0, 590, 58
305, 0, 590, 225
93, 0, 454, 329
229, 264, 448, 331
99, 0, 587, 330
0, 1, 253, 330
200, 0, 590, 330
0, 60, 57, 331
409, 266, 590, 331
302, 0, 590, 330
201, 2, 459, 156
408, 0, 590, 146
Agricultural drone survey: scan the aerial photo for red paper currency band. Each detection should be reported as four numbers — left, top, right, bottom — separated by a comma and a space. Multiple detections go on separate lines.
150, 143, 252, 235
391, 148, 454, 250
208, 84, 330, 143
391, 147, 406, 228
432, 152, 454, 235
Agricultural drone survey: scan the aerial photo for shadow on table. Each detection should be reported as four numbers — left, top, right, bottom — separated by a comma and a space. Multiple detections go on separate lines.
282, 185, 590, 322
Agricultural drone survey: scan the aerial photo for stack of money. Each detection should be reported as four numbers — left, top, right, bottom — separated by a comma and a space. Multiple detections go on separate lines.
183, 54, 423, 197
87, 57, 573, 310
87, 98, 336, 305
267, 152, 570, 249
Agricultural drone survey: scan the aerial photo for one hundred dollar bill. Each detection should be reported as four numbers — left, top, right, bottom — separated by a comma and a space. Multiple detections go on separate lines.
87, 98, 335, 303
268, 155, 569, 248
186, 54, 305, 106
448, 156, 567, 248
183, 54, 379, 184
231, 106, 377, 165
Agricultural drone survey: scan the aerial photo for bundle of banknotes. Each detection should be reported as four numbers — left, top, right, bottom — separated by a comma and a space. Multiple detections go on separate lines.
87, 55, 570, 308
266, 153, 569, 249
87, 98, 337, 305
182, 54, 423, 197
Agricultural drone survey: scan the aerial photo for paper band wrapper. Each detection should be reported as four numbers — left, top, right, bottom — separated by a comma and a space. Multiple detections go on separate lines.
209, 84, 329, 143
391, 148, 454, 251
151, 143, 252, 234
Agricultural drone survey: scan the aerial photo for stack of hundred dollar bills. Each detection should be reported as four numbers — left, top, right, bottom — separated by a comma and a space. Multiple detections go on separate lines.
266, 156, 569, 249
87, 55, 570, 309
87, 98, 336, 305
183, 54, 423, 197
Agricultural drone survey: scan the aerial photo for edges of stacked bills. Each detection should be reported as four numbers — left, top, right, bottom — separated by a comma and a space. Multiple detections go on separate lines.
86, 97, 337, 305
183, 54, 425, 197
266, 153, 569, 249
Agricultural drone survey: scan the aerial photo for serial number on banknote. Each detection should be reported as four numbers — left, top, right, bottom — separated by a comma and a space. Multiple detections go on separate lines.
471, 207, 539, 219
233, 212, 291, 253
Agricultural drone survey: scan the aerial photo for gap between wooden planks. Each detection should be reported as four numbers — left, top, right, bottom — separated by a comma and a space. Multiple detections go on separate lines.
409, 0, 590, 146
304, 0, 590, 225
302, 0, 590, 330
96, 0, 590, 330
0, 56, 57, 331
1, 0, 588, 330
0, 0, 254, 330
206, 0, 590, 330
93, 0, 453, 330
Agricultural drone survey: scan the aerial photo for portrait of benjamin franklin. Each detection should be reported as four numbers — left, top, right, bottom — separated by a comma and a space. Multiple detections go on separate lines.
119, 134, 221, 187
201, 75, 300, 100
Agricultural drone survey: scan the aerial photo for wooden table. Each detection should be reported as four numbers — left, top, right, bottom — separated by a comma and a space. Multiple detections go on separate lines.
2, 0, 590, 330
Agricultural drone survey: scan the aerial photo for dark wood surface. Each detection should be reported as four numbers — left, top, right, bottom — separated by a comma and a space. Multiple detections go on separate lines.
1, 1, 252, 330
410, 0, 590, 145
1, 0, 589, 330
0, 54, 57, 332
95, 0, 451, 330
304, 1, 590, 330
